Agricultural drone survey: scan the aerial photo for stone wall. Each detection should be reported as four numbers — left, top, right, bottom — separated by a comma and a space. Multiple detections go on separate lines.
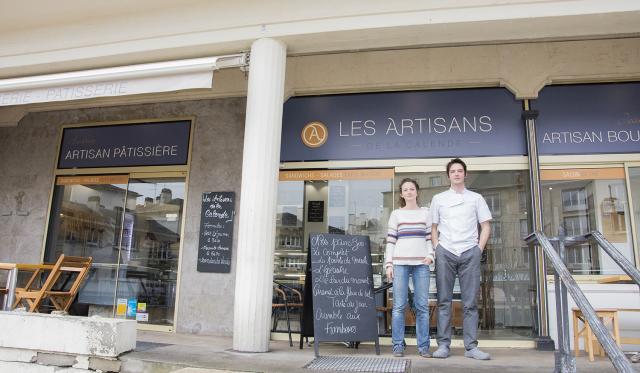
0, 97, 246, 336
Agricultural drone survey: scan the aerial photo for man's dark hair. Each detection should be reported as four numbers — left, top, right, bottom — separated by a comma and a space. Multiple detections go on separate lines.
446, 158, 467, 174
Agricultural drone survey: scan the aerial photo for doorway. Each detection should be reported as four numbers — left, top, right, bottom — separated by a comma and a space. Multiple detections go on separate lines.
44, 172, 186, 330
395, 167, 535, 340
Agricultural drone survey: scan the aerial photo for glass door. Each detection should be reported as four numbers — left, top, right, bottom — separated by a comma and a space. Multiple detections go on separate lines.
114, 175, 185, 327
395, 168, 535, 340
45, 173, 185, 328
273, 169, 394, 334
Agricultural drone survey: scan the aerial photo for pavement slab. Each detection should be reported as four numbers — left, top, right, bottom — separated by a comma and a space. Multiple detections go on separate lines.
118, 331, 639, 373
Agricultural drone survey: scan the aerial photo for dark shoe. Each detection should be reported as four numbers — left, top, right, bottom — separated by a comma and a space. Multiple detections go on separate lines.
432, 346, 449, 359
464, 347, 491, 360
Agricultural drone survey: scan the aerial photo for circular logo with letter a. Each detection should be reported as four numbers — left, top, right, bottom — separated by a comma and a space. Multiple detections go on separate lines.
301, 121, 328, 148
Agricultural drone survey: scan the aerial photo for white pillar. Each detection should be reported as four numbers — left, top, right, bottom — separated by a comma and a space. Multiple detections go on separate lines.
233, 38, 287, 352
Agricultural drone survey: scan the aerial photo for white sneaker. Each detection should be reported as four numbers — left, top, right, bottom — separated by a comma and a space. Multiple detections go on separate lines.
464, 347, 491, 360
432, 346, 449, 359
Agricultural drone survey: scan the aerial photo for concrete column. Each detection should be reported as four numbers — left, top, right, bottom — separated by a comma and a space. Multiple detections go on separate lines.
233, 38, 287, 352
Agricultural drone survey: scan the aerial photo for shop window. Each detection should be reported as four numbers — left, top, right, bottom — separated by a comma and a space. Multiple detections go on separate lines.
519, 246, 531, 269
273, 172, 393, 335
45, 175, 185, 326
541, 168, 634, 275
518, 190, 528, 212
485, 193, 501, 217
489, 220, 502, 245
562, 188, 588, 212
397, 169, 534, 337
519, 218, 529, 238
563, 215, 589, 236
628, 167, 640, 270
429, 176, 442, 187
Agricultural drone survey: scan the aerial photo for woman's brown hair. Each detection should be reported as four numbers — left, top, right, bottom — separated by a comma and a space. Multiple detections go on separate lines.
398, 178, 419, 207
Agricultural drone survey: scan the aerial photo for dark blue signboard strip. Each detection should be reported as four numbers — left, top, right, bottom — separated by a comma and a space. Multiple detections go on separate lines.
281, 88, 526, 162
533, 82, 640, 155
58, 120, 191, 168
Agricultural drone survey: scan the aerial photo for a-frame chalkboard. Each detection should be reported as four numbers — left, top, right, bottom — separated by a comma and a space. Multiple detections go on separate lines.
300, 245, 315, 349
308, 233, 380, 357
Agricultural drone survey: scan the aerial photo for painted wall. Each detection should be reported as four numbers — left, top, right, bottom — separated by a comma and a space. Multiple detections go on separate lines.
0, 97, 246, 335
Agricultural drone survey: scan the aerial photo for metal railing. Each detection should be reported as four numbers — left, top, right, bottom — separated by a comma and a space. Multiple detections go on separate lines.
525, 230, 637, 373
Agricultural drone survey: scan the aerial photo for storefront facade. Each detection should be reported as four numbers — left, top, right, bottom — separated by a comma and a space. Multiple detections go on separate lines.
273, 81, 640, 346
0, 98, 247, 334
1, 1, 640, 353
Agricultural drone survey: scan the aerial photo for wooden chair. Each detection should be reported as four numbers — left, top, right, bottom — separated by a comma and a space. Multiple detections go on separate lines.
46, 255, 93, 312
13, 255, 93, 313
572, 308, 621, 362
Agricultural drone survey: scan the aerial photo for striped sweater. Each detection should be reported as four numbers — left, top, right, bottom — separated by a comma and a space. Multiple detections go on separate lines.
384, 207, 434, 268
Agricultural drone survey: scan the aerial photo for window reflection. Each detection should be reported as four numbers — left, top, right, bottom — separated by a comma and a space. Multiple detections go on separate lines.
44, 175, 184, 326
116, 178, 184, 326
273, 176, 393, 334
396, 170, 534, 339
626, 167, 640, 269
45, 176, 130, 316
541, 169, 634, 275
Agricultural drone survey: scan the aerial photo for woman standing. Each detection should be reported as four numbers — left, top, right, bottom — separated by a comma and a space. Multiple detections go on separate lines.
384, 178, 434, 358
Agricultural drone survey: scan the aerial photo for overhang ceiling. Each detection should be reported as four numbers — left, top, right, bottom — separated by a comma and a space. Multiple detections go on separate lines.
0, 0, 639, 78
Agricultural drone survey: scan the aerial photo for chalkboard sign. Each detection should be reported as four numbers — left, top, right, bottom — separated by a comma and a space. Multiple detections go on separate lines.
307, 201, 324, 222
309, 233, 380, 356
197, 192, 235, 273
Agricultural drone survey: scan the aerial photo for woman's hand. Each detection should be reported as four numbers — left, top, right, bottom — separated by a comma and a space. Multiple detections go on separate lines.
423, 257, 433, 265
385, 266, 393, 280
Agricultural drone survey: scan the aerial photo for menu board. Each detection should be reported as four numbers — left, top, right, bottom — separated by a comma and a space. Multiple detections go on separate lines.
309, 233, 379, 356
307, 201, 324, 222
197, 192, 235, 273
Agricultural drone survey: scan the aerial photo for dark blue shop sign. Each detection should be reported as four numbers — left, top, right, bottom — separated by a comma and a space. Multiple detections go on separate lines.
58, 120, 191, 169
534, 82, 640, 155
281, 88, 526, 162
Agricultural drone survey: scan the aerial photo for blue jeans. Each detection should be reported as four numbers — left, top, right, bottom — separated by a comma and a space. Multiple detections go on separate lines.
392, 264, 431, 353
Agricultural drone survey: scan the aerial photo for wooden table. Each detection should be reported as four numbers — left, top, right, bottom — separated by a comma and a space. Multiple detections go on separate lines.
597, 275, 632, 284
0, 263, 54, 311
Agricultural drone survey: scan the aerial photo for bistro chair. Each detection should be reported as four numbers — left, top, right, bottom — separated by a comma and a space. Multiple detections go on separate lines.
13, 254, 92, 313
272, 282, 304, 347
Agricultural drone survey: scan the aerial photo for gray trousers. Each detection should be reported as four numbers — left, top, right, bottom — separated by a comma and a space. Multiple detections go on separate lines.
435, 244, 481, 350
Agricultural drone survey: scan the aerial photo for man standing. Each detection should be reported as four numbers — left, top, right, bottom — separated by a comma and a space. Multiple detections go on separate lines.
430, 158, 492, 360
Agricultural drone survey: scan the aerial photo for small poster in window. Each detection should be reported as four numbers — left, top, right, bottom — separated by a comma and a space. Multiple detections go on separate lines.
116, 299, 127, 316
127, 299, 138, 318
136, 313, 149, 322
137, 302, 147, 313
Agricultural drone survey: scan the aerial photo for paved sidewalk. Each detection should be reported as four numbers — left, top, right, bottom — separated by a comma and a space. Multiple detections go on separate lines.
119, 331, 638, 373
